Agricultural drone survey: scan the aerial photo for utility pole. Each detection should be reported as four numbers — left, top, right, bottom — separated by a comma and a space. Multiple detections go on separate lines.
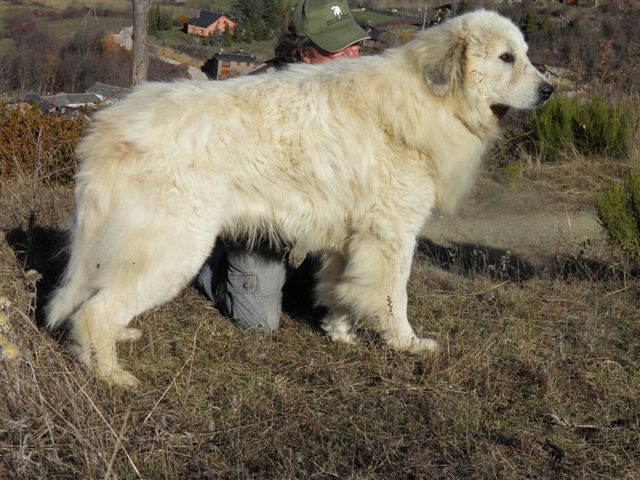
422, 2, 430, 31
132, 0, 153, 85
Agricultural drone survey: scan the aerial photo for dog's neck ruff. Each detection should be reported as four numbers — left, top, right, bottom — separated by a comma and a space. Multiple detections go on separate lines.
454, 113, 481, 140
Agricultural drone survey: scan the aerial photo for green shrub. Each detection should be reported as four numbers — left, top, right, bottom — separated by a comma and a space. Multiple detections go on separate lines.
595, 169, 640, 257
0, 103, 86, 184
527, 94, 576, 162
526, 94, 634, 162
501, 162, 521, 182
574, 96, 634, 157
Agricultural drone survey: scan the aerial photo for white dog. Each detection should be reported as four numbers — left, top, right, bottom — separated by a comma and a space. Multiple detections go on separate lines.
47, 10, 553, 386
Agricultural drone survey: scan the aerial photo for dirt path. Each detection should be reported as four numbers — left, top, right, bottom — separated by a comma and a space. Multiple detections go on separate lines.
155, 53, 207, 80
423, 176, 606, 265
113, 27, 207, 81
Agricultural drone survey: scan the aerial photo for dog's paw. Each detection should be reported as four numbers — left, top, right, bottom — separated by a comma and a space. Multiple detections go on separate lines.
117, 328, 142, 342
322, 315, 364, 345
327, 328, 377, 346
326, 328, 362, 345
101, 368, 140, 388
387, 335, 439, 353
407, 337, 439, 353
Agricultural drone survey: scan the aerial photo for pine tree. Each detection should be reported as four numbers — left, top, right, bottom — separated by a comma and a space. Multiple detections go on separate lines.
159, 8, 173, 31
232, 24, 243, 42
147, 4, 158, 36
231, 0, 282, 41
210, 26, 222, 46
223, 24, 233, 47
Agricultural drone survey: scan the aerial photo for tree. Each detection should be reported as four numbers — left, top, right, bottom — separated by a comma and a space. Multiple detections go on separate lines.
6, 27, 61, 93
223, 23, 233, 47
132, 0, 153, 85
159, 8, 173, 31
209, 26, 222, 46
232, 24, 243, 42
276, 0, 287, 22
148, 4, 158, 36
60, 44, 96, 92
149, 5, 173, 35
231, 0, 281, 41
253, 18, 269, 41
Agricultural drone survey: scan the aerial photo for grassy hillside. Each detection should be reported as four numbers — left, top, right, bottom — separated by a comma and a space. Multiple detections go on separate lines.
1, 178, 639, 478
41, 16, 131, 37
1, 2, 640, 478
5, 0, 131, 11
0, 90, 639, 478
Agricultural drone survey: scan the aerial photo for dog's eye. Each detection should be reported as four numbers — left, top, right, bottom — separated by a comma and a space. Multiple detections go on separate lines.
499, 53, 515, 64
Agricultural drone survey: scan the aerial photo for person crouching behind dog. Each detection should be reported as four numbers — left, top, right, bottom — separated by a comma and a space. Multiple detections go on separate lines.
196, 0, 370, 332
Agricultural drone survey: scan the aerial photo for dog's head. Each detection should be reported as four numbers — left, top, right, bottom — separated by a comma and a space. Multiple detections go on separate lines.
414, 10, 553, 118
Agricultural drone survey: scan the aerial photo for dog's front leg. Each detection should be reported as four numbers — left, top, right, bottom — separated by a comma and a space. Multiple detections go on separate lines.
376, 239, 438, 353
336, 233, 438, 353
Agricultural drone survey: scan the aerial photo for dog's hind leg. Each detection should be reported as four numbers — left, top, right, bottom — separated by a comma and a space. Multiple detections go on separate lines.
70, 290, 142, 387
315, 252, 378, 345
315, 252, 361, 345
47, 181, 112, 329
69, 224, 216, 387
334, 232, 438, 353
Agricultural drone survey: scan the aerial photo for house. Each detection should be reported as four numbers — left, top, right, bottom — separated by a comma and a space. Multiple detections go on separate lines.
187, 10, 235, 37
38, 93, 103, 114
361, 24, 384, 49
23, 84, 133, 115
433, 4, 458, 24
360, 24, 398, 53
86, 82, 132, 103
202, 51, 257, 80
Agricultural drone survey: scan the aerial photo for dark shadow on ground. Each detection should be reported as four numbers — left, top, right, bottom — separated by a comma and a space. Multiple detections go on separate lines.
551, 251, 639, 281
282, 255, 327, 331
5, 225, 637, 333
417, 238, 538, 282
417, 238, 639, 282
4, 225, 68, 328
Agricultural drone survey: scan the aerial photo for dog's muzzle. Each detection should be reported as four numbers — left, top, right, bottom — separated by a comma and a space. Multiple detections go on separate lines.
538, 83, 555, 105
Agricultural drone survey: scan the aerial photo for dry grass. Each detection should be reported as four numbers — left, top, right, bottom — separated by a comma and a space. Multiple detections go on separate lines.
14, 0, 131, 11
1, 174, 639, 479
150, 40, 205, 69
2, 6, 640, 477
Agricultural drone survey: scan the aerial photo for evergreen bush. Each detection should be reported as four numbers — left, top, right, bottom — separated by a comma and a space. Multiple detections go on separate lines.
595, 169, 640, 257
526, 94, 634, 162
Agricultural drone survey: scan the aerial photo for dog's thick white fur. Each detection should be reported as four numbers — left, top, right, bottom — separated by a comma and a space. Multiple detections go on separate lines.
47, 11, 552, 386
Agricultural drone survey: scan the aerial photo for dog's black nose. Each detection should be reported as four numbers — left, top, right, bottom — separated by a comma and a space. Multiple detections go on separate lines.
539, 83, 554, 102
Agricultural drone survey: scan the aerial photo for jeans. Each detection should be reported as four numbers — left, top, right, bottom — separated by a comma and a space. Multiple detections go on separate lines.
197, 242, 287, 333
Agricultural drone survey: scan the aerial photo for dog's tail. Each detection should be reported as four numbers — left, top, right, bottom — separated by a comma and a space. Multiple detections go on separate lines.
46, 179, 106, 330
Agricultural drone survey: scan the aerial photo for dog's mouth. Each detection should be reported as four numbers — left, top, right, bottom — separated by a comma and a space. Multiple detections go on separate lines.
490, 104, 510, 119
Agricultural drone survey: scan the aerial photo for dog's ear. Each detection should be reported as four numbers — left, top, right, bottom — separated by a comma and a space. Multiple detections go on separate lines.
422, 28, 466, 97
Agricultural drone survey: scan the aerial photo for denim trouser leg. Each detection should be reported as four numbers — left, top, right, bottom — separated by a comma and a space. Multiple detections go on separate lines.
198, 242, 287, 332
197, 244, 226, 302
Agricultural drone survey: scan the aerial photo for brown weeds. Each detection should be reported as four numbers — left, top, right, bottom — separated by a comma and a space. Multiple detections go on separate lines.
1, 180, 639, 478
0, 85, 639, 480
